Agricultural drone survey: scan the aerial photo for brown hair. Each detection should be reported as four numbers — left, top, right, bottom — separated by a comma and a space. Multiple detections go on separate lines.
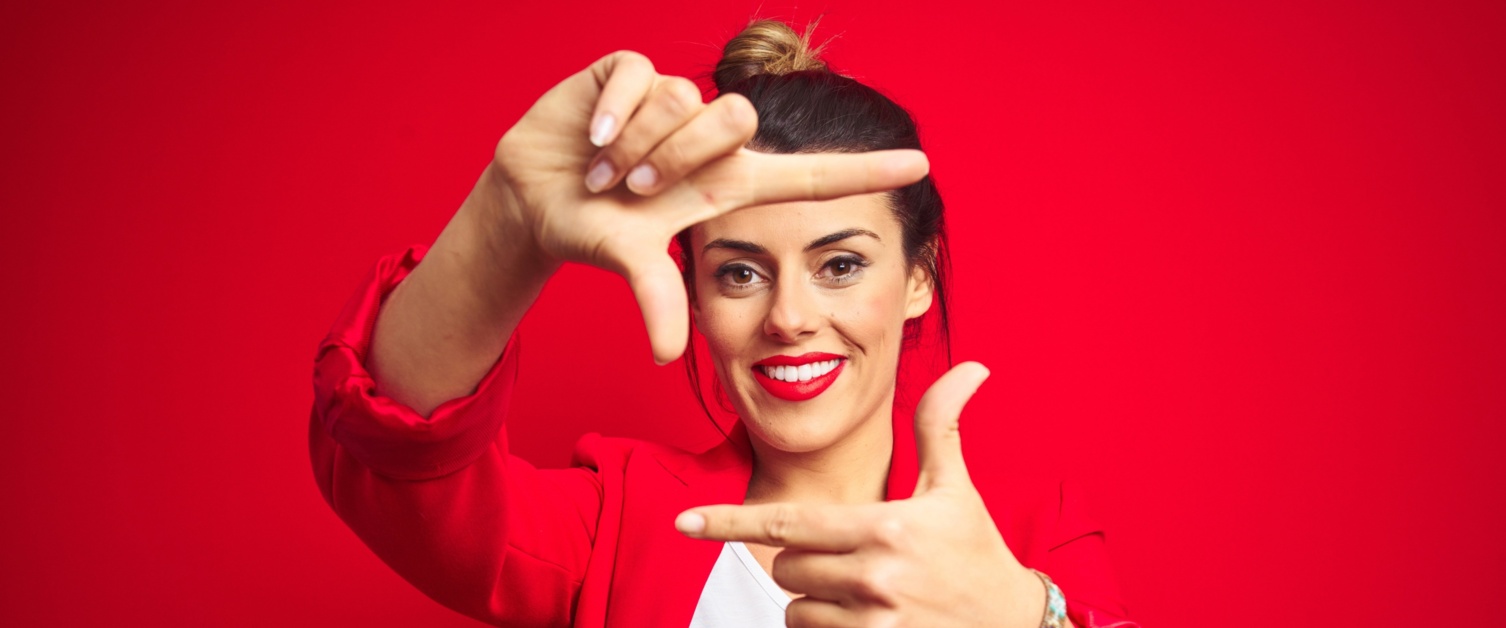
680, 18, 953, 424
713, 19, 831, 85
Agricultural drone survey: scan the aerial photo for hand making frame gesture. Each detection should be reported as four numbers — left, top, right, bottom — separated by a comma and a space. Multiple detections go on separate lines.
488, 50, 930, 364
674, 363, 1070, 628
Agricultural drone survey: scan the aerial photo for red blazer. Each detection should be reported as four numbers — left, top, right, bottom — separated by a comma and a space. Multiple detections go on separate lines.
309, 246, 1138, 628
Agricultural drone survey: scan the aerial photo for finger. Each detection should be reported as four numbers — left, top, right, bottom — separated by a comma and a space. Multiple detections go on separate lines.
622, 253, 690, 365
913, 361, 990, 494
587, 50, 656, 148
675, 502, 870, 551
690, 149, 930, 216
772, 550, 869, 604
587, 75, 706, 194
785, 596, 854, 628
626, 93, 757, 196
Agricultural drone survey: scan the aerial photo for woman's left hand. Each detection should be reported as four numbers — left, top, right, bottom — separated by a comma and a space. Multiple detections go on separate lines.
676, 363, 1059, 628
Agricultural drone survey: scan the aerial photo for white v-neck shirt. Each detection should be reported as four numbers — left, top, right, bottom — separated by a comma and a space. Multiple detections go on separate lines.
689, 541, 792, 627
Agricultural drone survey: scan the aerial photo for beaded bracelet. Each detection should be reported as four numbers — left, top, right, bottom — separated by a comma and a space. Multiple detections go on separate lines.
1030, 568, 1067, 628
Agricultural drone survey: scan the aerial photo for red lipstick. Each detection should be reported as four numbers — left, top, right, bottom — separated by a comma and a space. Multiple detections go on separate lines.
752, 352, 846, 401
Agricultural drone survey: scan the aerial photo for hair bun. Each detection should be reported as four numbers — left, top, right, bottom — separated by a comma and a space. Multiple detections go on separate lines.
714, 19, 831, 91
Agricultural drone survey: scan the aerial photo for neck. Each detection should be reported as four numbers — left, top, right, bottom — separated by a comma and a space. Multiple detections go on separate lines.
742, 398, 895, 506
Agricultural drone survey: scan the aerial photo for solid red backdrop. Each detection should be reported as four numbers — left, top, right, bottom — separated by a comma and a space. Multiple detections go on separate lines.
2, 0, 1503, 626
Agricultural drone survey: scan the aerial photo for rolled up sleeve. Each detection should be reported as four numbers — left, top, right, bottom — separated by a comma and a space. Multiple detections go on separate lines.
310, 245, 517, 481
308, 245, 601, 627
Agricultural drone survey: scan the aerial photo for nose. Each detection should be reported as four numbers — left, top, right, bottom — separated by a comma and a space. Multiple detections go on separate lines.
762, 279, 822, 342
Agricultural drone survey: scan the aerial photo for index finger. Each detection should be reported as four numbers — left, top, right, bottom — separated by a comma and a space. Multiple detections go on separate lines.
675, 502, 873, 551
691, 148, 930, 214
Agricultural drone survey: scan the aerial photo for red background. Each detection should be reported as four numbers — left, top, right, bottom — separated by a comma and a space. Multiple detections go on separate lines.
3, 0, 1503, 625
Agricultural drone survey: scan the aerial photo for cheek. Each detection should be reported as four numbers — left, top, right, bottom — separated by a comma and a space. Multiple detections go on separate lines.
821, 290, 907, 355
860, 274, 914, 325
867, 292, 903, 320
850, 277, 914, 355
696, 298, 758, 355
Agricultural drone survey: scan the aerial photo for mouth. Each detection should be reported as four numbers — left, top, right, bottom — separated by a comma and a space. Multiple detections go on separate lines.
752, 352, 847, 402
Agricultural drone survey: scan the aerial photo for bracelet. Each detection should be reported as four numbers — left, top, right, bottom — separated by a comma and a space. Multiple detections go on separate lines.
1030, 568, 1067, 628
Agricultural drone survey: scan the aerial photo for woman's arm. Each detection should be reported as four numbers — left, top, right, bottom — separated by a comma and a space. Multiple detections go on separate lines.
311, 246, 599, 624
367, 161, 556, 418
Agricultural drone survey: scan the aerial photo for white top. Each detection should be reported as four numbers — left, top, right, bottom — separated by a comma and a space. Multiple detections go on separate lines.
688, 542, 792, 627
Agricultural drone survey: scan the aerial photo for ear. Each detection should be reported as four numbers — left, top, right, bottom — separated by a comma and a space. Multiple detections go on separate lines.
903, 263, 935, 320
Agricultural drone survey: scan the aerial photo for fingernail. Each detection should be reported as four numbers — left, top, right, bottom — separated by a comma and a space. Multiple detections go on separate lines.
590, 113, 616, 147
585, 159, 614, 192
627, 164, 658, 192
675, 511, 706, 535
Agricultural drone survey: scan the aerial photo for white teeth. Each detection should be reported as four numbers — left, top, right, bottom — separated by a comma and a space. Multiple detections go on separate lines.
761, 359, 843, 382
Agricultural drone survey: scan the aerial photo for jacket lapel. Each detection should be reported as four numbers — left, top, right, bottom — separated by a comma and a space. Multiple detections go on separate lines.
603, 423, 754, 627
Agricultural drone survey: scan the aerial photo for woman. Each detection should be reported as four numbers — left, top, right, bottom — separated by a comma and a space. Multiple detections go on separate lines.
310, 19, 1135, 628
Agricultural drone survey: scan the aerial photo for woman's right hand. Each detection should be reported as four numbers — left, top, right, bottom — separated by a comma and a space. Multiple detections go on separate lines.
483, 50, 930, 364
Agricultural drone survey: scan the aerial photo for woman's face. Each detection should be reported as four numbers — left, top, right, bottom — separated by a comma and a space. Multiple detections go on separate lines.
690, 192, 933, 454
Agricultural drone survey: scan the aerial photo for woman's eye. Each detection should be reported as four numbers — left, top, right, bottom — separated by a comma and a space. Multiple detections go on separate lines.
715, 263, 766, 290
819, 255, 870, 284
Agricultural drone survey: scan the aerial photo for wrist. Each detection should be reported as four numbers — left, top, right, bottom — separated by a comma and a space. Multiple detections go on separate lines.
1029, 569, 1069, 628
999, 562, 1048, 628
462, 161, 562, 287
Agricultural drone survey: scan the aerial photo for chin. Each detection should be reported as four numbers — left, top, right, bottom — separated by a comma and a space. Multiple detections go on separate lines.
734, 390, 859, 454
717, 358, 884, 455
744, 418, 840, 454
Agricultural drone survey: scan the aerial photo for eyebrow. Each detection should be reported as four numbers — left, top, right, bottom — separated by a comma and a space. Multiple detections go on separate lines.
701, 228, 881, 256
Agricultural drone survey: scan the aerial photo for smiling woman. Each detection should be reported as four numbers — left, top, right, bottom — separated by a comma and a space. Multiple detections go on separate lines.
309, 18, 1135, 628
691, 197, 930, 456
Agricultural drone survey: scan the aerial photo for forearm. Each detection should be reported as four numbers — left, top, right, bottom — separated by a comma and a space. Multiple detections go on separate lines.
368, 161, 560, 417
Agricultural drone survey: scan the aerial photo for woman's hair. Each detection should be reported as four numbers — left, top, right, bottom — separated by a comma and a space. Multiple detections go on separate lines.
678, 18, 953, 425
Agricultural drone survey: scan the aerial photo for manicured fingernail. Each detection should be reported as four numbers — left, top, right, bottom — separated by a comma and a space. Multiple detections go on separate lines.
627, 164, 658, 192
675, 511, 706, 535
590, 113, 616, 147
585, 159, 614, 192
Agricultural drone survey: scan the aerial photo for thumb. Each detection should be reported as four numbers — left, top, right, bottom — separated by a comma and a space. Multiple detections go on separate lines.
913, 361, 990, 494
624, 253, 691, 365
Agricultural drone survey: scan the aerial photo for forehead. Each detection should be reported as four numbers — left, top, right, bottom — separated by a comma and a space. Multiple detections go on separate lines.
691, 192, 898, 252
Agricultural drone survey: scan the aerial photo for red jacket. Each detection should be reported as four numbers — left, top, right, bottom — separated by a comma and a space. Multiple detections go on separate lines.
310, 246, 1138, 627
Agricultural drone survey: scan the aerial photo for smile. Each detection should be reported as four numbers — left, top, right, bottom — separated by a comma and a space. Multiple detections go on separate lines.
752, 352, 847, 401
